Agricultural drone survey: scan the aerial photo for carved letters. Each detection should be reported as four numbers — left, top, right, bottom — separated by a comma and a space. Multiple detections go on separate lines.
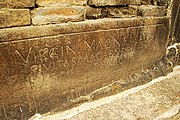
1, 25, 163, 79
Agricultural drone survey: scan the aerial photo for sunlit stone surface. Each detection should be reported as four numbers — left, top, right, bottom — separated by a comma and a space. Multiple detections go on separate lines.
36, 66, 180, 120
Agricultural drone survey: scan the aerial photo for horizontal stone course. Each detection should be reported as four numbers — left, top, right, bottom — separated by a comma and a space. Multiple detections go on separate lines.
0, 0, 35, 8
31, 6, 86, 25
0, 9, 31, 29
0, 17, 169, 42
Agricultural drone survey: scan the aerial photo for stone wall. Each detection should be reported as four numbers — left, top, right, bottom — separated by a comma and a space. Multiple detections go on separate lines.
0, 0, 171, 119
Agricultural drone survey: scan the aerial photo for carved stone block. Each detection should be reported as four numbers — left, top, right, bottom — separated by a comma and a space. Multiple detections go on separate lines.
0, 18, 169, 119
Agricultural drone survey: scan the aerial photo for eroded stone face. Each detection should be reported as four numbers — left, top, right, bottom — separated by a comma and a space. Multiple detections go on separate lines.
0, 0, 35, 8
31, 6, 86, 25
138, 5, 167, 17
87, 0, 147, 6
36, 0, 87, 7
0, 18, 168, 119
0, 9, 31, 29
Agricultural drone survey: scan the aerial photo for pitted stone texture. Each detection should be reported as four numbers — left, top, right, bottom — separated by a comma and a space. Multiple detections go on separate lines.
32, 6, 86, 25
138, 5, 167, 17
87, 0, 141, 6
0, 9, 31, 29
86, 6, 102, 19
36, 0, 87, 7
101, 6, 138, 18
0, 0, 35, 8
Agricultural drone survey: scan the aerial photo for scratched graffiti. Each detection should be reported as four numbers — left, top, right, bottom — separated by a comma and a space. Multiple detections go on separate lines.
0, 24, 168, 119
0, 25, 166, 85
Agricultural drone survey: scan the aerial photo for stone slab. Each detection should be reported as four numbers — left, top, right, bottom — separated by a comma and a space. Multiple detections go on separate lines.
31, 6, 86, 25
138, 5, 167, 17
0, 9, 31, 29
36, 0, 87, 7
0, 17, 169, 42
0, 0, 35, 8
0, 19, 169, 119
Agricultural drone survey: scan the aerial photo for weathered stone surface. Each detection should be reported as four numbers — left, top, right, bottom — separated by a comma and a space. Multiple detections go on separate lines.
87, 0, 141, 6
0, 9, 31, 29
0, 17, 169, 42
42, 66, 180, 120
86, 6, 102, 19
101, 6, 138, 18
31, 6, 86, 25
0, 17, 169, 119
87, 0, 169, 6
36, 0, 87, 7
152, 0, 169, 6
138, 5, 167, 17
0, 0, 35, 8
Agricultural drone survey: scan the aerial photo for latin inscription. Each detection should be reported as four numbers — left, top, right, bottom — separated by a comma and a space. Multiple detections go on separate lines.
0, 24, 168, 119
0, 25, 164, 78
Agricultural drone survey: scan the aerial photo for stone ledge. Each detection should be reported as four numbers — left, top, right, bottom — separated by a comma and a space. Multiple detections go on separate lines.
0, 17, 169, 42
